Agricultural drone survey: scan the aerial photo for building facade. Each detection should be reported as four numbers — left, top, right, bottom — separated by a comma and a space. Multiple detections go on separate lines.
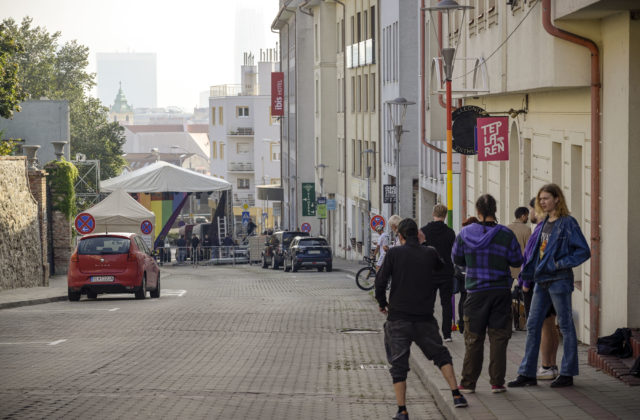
437, 0, 640, 343
209, 51, 281, 234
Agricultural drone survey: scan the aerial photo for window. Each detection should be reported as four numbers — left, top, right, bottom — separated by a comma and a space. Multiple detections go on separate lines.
271, 178, 281, 185
364, 74, 369, 112
350, 16, 354, 44
357, 140, 363, 177
357, 75, 361, 112
357, 12, 361, 42
351, 76, 355, 112
211, 107, 216, 125
351, 139, 356, 175
237, 106, 249, 117
371, 73, 376, 111
337, 22, 341, 53
315, 23, 319, 60
212, 141, 217, 159
220, 144, 224, 159
315, 79, 319, 114
237, 143, 250, 154
371, 6, 375, 42
371, 142, 377, 180
364, 10, 368, 40
270, 143, 281, 161
238, 178, 250, 189
219, 107, 223, 124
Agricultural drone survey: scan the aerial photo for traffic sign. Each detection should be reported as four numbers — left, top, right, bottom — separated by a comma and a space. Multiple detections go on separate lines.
242, 203, 249, 210
370, 214, 386, 231
74, 213, 96, 234
300, 222, 311, 233
140, 220, 153, 235
242, 211, 250, 226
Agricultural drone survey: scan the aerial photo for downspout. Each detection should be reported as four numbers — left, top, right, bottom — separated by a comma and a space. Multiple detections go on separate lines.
334, 0, 348, 255
542, 0, 601, 346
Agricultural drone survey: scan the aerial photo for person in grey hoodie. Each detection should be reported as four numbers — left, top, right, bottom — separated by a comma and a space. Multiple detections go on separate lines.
452, 195, 523, 393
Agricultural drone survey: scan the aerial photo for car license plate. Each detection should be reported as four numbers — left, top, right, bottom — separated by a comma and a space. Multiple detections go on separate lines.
308, 250, 321, 254
90, 276, 114, 282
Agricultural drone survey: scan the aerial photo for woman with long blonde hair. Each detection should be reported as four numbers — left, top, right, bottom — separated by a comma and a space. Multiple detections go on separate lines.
508, 184, 590, 389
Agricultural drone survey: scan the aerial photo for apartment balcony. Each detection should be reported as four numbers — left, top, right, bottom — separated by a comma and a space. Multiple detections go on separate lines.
228, 162, 254, 172
233, 194, 255, 207
228, 127, 254, 136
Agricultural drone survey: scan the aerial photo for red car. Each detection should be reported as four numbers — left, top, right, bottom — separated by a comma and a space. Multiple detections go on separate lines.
67, 233, 160, 301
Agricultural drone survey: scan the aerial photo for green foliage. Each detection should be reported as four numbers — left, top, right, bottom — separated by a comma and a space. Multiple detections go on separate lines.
0, 137, 17, 155
2, 17, 125, 179
0, 23, 26, 119
45, 158, 78, 220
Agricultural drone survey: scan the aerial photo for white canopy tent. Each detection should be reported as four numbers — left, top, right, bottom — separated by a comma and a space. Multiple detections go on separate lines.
83, 189, 156, 247
101, 161, 231, 193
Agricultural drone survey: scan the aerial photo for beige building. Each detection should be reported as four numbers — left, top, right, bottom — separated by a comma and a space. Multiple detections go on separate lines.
434, 0, 639, 344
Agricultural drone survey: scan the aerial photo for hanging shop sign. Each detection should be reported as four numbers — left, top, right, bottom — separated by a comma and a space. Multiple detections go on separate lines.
452, 105, 488, 155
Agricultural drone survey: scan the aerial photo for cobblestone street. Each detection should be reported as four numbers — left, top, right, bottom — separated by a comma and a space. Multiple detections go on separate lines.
0, 265, 443, 419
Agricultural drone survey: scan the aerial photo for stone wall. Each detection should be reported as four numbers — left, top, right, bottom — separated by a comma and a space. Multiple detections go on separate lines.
51, 211, 71, 275
28, 169, 49, 285
0, 157, 44, 290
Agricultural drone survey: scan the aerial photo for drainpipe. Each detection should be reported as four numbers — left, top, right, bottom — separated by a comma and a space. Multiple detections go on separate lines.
542, 0, 601, 346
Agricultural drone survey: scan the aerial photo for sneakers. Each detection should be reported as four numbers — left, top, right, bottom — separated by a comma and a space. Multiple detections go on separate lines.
536, 365, 558, 380
507, 375, 538, 387
392, 411, 409, 420
444, 337, 453, 342
550, 375, 573, 388
457, 385, 475, 394
491, 385, 507, 393
453, 394, 468, 408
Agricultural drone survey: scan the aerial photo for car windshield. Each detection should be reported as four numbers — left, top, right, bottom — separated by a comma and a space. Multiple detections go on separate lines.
299, 239, 328, 247
78, 237, 131, 255
283, 232, 308, 246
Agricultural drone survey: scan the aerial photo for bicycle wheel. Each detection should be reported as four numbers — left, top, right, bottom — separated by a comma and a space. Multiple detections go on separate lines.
355, 266, 376, 291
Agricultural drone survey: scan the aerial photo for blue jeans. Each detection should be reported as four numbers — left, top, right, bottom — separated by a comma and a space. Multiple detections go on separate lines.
517, 278, 579, 377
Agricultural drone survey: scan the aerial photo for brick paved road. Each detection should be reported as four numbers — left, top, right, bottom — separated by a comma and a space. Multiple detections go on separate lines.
0, 265, 443, 419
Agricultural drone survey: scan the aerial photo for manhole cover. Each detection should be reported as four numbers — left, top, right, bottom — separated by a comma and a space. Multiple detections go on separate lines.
360, 364, 388, 370
340, 328, 380, 334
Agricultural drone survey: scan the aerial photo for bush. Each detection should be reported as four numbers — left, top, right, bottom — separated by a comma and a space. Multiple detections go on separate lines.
45, 158, 78, 220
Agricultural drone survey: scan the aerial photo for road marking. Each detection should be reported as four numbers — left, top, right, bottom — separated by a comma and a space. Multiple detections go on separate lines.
108, 308, 120, 312
162, 289, 186, 297
48, 339, 67, 346
0, 340, 67, 346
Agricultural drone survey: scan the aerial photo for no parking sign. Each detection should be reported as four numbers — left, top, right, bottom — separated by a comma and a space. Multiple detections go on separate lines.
140, 220, 153, 235
74, 213, 95, 234
300, 222, 311, 233
370, 215, 386, 232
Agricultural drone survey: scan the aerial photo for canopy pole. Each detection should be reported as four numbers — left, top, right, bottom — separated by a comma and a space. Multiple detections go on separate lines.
153, 192, 190, 249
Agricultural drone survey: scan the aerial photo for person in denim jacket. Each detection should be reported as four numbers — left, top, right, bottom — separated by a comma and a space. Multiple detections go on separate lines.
508, 184, 590, 389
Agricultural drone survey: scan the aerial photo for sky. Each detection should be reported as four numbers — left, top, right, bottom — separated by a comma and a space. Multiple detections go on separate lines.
1, 0, 279, 110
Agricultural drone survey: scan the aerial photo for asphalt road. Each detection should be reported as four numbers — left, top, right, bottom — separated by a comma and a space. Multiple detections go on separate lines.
0, 264, 443, 419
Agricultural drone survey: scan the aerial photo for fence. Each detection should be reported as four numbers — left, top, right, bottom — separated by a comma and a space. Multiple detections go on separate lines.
157, 246, 249, 267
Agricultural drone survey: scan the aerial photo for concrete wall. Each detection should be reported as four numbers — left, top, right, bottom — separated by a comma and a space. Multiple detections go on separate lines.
0, 157, 44, 290
0, 100, 70, 165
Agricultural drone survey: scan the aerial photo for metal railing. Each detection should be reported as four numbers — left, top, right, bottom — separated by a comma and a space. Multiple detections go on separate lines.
157, 246, 249, 267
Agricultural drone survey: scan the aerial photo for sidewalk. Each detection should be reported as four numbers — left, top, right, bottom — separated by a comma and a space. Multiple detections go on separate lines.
333, 257, 640, 419
0, 275, 68, 309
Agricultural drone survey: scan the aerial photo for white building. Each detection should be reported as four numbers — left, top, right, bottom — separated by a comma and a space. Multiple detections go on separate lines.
209, 50, 281, 233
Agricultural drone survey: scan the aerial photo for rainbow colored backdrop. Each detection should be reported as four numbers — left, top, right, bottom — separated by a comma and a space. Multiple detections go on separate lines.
133, 192, 188, 239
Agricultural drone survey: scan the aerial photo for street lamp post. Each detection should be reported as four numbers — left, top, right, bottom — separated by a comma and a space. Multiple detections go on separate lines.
423, 0, 473, 228
316, 163, 328, 236
386, 97, 415, 217
361, 148, 375, 257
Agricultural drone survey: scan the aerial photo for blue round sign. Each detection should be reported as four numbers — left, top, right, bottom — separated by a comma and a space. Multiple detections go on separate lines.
74, 213, 95, 234
300, 222, 311, 233
140, 220, 153, 235
370, 215, 386, 231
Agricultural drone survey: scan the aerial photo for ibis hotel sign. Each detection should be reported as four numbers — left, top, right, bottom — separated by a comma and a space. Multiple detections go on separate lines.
271, 72, 284, 117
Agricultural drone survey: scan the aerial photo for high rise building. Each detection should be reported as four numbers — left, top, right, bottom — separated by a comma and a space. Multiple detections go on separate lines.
97, 52, 157, 109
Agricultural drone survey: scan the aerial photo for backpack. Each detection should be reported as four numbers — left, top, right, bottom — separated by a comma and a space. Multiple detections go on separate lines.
596, 328, 633, 358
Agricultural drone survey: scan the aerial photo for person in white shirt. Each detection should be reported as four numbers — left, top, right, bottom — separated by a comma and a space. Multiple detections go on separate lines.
373, 224, 390, 270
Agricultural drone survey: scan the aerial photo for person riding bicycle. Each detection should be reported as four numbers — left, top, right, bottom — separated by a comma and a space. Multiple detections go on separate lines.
372, 224, 390, 271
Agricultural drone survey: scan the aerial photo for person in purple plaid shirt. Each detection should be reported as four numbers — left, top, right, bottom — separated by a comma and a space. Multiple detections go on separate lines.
451, 194, 523, 394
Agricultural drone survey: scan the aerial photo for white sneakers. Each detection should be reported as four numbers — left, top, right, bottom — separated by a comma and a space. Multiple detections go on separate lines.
536, 366, 558, 380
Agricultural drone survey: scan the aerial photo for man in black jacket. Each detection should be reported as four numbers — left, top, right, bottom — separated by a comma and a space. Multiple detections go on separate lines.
376, 218, 468, 420
420, 204, 456, 341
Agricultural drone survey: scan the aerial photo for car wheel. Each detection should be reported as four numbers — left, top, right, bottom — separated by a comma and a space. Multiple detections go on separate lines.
135, 274, 147, 299
326, 264, 333, 272
87, 291, 98, 299
150, 273, 160, 298
68, 290, 81, 301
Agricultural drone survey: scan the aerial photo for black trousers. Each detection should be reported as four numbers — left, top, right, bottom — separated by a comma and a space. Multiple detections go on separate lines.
435, 277, 453, 338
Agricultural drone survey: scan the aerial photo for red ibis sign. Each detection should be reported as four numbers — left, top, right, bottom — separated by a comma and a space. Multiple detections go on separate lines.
271, 72, 284, 117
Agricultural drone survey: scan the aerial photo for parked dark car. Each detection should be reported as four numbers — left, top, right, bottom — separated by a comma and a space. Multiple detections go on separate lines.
283, 236, 332, 272
261, 231, 309, 269
67, 233, 160, 301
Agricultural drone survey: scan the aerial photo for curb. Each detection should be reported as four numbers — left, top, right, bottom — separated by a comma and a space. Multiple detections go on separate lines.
0, 295, 68, 310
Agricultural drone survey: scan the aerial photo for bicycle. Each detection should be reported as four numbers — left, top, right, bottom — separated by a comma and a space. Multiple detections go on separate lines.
355, 256, 377, 291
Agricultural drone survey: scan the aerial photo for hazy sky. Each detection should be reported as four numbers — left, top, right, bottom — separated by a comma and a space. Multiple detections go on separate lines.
1, 0, 279, 110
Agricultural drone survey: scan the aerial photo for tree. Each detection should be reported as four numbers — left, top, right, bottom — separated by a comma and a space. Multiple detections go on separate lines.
0, 23, 26, 119
2, 17, 125, 178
